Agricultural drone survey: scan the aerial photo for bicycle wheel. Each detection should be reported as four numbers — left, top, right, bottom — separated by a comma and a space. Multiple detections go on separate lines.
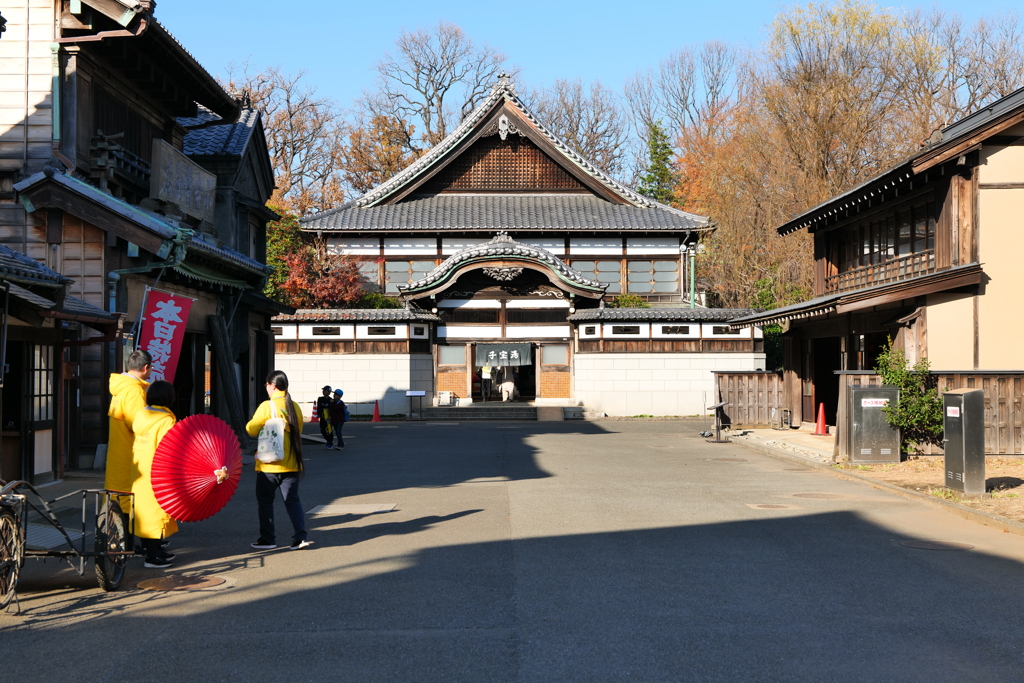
94, 499, 128, 591
0, 507, 22, 609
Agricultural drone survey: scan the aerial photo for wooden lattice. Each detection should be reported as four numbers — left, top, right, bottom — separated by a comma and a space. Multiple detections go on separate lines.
421, 136, 588, 193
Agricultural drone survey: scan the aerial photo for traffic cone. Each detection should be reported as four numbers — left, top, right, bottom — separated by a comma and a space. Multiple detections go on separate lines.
311, 403, 318, 422
372, 400, 381, 422
812, 403, 828, 436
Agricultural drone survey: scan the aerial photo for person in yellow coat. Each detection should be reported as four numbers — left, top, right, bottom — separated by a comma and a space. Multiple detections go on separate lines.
131, 380, 178, 569
247, 370, 309, 551
106, 349, 152, 499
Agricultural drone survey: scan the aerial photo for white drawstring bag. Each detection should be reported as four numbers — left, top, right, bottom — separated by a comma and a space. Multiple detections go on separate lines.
256, 400, 286, 463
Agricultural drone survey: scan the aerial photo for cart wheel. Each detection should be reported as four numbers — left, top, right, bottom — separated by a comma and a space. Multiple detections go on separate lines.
94, 500, 128, 591
0, 507, 22, 609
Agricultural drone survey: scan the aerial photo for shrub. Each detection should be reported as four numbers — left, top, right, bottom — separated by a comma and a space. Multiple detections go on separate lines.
874, 338, 943, 454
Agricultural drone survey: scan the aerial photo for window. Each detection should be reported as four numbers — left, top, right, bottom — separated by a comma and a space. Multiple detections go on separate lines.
611, 325, 641, 335
584, 326, 597, 335
571, 260, 622, 293
385, 260, 437, 293
311, 327, 341, 336
507, 309, 567, 324
30, 345, 54, 422
661, 325, 690, 335
836, 200, 935, 273
441, 308, 500, 324
543, 344, 569, 365
412, 326, 426, 336
367, 327, 396, 336
712, 326, 741, 335
438, 345, 465, 365
627, 260, 679, 293
271, 327, 283, 336
357, 261, 381, 292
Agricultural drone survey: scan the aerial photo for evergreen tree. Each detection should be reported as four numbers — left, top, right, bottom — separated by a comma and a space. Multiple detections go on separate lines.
636, 121, 677, 205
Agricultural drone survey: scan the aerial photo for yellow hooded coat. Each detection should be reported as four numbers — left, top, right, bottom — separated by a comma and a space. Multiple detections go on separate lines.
131, 405, 178, 540
106, 373, 149, 494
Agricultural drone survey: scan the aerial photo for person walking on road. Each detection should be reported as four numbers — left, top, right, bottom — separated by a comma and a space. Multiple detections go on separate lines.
131, 380, 178, 569
329, 389, 347, 450
316, 385, 334, 449
106, 349, 152, 499
247, 370, 310, 551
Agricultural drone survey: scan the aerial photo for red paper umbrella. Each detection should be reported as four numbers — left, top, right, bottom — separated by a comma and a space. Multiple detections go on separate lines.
151, 414, 243, 522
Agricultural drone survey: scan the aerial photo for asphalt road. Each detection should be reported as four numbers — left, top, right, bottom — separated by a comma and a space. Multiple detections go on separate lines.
3, 420, 1024, 682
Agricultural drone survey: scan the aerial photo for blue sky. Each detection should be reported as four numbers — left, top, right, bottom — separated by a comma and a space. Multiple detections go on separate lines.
158, 1, 1021, 111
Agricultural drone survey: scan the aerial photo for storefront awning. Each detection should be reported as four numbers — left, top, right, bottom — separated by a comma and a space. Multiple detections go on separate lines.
475, 343, 532, 367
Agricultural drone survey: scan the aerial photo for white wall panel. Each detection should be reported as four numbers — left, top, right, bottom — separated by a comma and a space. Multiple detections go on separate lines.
437, 299, 502, 308
438, 326, 502, 338
327, 236, 381, 256
384, 237, 437, 255
298, 325, 355, 340
569, 237, 622, 255
505, 326, 571, 338
441, 238, 488, 254
506, 299, 570, 308
626, 237, 680, 255
355, 323, 409, 339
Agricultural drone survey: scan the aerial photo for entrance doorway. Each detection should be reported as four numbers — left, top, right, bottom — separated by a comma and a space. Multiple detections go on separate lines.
473, 343, 536, 402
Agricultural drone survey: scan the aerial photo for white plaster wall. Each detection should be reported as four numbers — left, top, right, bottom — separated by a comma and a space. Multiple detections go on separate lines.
573, 353, 765, 416
275, 354, 434, 416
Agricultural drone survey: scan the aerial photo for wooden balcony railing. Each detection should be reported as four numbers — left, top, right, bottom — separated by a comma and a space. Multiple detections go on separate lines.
825, 250, 935, 293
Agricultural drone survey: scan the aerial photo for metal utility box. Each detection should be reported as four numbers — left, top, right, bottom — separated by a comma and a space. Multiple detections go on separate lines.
943, 388, 986, 495
849, 386, 900, 463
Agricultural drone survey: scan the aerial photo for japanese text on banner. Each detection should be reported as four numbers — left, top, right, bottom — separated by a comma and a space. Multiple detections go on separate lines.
137, 290, 193, 384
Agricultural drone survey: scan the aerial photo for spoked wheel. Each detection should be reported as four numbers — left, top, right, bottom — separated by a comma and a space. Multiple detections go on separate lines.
94, 499, 128, 591
0, 507, 22, 609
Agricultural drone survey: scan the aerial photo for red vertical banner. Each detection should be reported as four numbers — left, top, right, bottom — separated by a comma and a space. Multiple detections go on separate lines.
137, 289, 194, 384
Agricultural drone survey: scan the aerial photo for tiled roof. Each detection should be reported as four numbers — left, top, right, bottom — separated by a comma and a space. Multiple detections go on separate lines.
0, 244, 70, 287
179, 107, 260, 157
302, 194, 708, 232
186, 231, 268, 276
273, 309, 441, 323
568, 308, 758, 323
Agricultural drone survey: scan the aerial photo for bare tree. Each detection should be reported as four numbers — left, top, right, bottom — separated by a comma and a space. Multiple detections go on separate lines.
225, 64, 346, 214
528, 78, 629, 177
364, 21, 516, 152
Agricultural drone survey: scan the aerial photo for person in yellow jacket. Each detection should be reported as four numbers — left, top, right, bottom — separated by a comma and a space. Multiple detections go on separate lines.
131, 380, 178, 569
247, 370, 309, 551
106, 349, 152, 499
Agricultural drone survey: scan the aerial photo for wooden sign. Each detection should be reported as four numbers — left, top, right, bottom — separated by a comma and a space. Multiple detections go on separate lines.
150, 139, 216, 223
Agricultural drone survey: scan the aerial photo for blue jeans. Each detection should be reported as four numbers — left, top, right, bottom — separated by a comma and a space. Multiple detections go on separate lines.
255, 471, 306, 543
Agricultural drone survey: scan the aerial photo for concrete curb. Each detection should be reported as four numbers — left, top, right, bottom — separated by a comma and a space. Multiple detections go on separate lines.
731, 435, 1024, 539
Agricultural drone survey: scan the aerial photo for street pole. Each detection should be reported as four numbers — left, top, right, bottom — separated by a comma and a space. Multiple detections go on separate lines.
689, 244, 696, 308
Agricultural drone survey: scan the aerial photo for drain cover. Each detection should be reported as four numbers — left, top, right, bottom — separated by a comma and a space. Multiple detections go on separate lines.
713, 458, 747, 462
900, 540, 974, 551
137, 575, 226, 591
793, 493, 847, 500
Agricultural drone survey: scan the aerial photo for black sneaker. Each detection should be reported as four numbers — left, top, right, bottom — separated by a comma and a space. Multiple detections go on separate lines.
250, 538, 276, 550
143, 557, 173, 569
289, 539, 311, 550
158, 551, 176, 561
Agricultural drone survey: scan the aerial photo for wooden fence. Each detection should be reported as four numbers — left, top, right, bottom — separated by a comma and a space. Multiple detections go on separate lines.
713, 372, 784, 428
837, 371, 1023, 457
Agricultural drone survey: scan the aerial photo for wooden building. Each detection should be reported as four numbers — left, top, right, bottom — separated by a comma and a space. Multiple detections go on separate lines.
1, 1, 282, 481
730, 85, 1024, 451
284, 76, 762, 417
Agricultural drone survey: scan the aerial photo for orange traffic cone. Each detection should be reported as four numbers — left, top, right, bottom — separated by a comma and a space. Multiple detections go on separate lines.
372, 400, 381, 422
812, 403, 828, 436
311, 403, 318, 422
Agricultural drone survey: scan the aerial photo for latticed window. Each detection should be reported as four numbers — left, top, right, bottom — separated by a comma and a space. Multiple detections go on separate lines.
626, 261, 679, 294
570, 260, 622, 293
384, 260, 436, 293
421, 136, 587, 192
30, 345, 54, 421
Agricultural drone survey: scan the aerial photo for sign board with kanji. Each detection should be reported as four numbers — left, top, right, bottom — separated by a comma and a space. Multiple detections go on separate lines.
136, 289, 195, 384
474, 343, 532, 367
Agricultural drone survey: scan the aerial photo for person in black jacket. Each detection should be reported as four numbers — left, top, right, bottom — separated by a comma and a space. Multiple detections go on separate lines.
316, 386, 335, 449
329, 389, 346, 449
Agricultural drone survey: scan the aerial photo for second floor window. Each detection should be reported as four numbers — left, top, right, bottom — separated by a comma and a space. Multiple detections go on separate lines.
835, 200, 936, 274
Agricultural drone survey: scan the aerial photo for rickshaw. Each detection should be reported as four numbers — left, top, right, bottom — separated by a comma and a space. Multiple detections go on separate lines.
0, 479, 134, 612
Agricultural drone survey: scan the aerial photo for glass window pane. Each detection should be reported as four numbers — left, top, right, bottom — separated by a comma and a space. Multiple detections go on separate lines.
628, 282, 653, 292
627, 261, 652, 272
605, 282, 621, 293
597, 273, 621, 283
597, 261, 621, 272
653, 261, 678, 271
653, 282, 677, 292
572, 261, 595, 271
385, 261, 409, 272
628, 272, 651, 282
652, 272, 678, 282
543, 344, 568, 365
438, 345, 465, 365
411, 261, 436, 272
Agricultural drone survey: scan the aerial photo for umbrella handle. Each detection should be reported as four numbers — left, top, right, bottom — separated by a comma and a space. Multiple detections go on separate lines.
214, 466, 228, 484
